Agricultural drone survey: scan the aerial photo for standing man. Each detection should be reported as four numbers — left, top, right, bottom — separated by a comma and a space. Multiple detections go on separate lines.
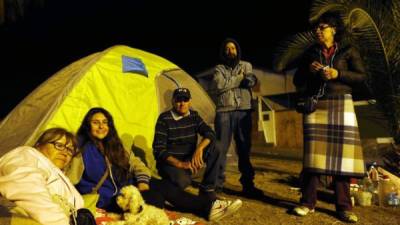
153, 87, 222, 200
211, 38, 263, 197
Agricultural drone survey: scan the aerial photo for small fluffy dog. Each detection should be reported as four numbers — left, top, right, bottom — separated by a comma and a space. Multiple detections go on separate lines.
107, 185, 170, 225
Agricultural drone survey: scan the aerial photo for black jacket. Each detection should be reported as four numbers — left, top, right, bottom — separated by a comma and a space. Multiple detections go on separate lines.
293, 44, 366, 97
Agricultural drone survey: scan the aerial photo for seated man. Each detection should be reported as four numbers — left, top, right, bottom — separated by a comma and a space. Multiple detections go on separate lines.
153, 87, 221, 200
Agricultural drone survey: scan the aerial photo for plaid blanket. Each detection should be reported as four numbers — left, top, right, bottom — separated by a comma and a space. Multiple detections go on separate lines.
303, 94, 365, 177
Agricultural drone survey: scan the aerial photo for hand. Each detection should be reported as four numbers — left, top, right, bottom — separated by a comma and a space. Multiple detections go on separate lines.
237, 69, 245, 80
321, 67, 339, 80
309, 61, 325, 73
179, 161, 197, 174
239, 77, 250, 88
191, 147, 204, 171
166, 156, 192, 171
137, 183, 150, 192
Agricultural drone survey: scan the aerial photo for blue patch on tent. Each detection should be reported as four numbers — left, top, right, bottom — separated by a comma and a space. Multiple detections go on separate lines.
122, 55, 148, 77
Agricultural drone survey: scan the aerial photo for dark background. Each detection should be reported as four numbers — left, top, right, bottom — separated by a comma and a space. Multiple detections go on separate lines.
0, 0, 312, 118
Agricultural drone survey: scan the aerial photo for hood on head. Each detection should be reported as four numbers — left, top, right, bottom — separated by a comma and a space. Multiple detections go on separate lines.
219, 38, 241, 67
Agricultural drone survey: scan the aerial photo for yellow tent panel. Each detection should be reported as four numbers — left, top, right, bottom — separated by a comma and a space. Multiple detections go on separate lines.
0, 45, 215, 176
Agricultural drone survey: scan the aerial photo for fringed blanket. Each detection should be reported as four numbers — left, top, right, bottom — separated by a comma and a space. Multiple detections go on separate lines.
303, 94, 365, 177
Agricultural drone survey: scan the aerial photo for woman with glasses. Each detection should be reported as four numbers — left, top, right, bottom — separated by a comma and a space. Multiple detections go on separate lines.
0, 128, 88, 225
66, 107, 241, 224
292, 12, 366, 223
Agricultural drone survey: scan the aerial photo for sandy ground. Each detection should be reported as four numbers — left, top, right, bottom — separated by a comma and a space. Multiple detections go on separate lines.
177, 156, 400, 225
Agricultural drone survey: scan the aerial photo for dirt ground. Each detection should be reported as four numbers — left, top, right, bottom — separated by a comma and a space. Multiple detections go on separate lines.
178, 156, 400, 225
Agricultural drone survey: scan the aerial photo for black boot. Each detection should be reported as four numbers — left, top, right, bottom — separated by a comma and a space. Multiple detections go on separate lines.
242, 185, 264, 198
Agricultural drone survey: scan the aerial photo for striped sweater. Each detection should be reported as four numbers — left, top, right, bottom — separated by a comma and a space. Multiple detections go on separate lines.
153, 110, 215, 161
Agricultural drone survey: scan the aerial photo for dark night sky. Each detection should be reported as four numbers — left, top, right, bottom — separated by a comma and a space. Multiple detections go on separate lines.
0, 0, 312, 118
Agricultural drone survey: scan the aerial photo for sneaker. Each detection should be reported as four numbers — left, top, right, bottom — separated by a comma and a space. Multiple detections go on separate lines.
170, 217, 205, 225
208, 199, 242, 221
200, 190, 227, 200
337, 211, 358, 223
293, 206, 315, 216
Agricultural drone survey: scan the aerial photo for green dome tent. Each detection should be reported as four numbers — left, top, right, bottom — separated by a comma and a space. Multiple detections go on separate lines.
0, 45, 215, 175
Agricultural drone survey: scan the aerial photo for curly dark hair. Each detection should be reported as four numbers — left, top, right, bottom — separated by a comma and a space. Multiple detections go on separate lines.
314, 11, 345, 42
77, 107, 131, 181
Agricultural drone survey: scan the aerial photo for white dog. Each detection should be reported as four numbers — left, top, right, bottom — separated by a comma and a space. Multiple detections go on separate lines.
107, 185, 170, 225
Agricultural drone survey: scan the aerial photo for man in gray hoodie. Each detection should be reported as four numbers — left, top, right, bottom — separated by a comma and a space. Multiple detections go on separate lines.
211, 38, 263, 197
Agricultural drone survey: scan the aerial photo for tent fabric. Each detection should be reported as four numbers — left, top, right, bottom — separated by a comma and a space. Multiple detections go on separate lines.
0, 53, 99, 154
0, 45, 215, 176
156, 69, 215, 125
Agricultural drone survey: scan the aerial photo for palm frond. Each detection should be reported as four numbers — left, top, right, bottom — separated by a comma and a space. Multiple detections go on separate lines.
298, 0, 400, 142
391, 0, 400, 27
272, 32, 316, 72
346, 7, 394, 96
274, 0, 400, 140
309, 0, 346, 23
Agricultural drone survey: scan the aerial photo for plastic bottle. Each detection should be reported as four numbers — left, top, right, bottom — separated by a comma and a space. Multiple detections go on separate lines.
387, 185, 399, 206
357, 180, 372, 206
368, 163, 379, 182
378, 175, 395, 207
367, 164, 380, 205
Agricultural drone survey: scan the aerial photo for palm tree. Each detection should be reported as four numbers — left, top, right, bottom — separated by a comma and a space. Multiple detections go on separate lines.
273, 0, 400, 143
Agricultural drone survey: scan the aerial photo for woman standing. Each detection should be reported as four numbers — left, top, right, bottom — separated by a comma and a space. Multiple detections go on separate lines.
293, 12, 366, 223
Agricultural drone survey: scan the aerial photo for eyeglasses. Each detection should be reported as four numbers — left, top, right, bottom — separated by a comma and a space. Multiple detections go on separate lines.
49, 141, 75, 156
314, 24, 330, 32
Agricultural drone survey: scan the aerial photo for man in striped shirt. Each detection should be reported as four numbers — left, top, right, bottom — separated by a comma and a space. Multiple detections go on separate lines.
153, 88, 222, 200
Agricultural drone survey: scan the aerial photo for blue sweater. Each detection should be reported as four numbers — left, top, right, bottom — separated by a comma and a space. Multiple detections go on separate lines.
75, 142, 133, 210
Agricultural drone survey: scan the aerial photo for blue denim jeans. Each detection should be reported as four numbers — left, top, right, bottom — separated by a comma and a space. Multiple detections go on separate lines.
214, 110, 255, 189
157, 142, 221, 192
